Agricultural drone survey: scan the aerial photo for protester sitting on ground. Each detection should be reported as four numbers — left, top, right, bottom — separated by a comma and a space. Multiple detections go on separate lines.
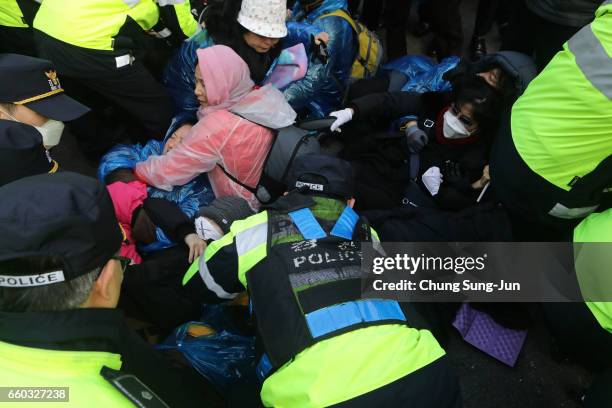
164, 0, 326, 114
0, 53, 89, 150
283, 0, 356, 118
135, 45, 296, 211
182, 154, 462, 407
0, 120, 59, 187
328, 74, 503, 210
0, 172, 222, 407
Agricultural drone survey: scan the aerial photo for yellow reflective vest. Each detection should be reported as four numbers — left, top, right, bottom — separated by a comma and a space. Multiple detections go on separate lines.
510, 2, 612, 191
574, 209, 612, 333
33, 0, 197, 51
0, 340, 133, 407
0, 0, 31, 28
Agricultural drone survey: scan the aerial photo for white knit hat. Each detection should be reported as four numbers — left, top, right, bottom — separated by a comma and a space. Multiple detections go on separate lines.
237, 0, 288, 39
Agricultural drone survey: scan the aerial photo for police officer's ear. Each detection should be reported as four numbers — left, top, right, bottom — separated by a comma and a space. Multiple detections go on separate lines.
81, 259, 123, 309
0, 103, 16, 119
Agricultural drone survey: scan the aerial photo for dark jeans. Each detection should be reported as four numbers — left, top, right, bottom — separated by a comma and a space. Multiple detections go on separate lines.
500, 0, 581, 71
0, 26, 37, 56
421, 0, 464, 58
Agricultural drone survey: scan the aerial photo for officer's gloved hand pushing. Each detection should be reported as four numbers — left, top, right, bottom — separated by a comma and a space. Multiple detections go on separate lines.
182, 154, 462, 407
0, 172, 222, 407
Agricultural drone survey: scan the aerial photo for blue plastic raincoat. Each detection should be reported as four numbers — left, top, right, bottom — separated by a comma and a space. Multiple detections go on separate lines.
98, 117, 215, 253
284, 0, 355, 118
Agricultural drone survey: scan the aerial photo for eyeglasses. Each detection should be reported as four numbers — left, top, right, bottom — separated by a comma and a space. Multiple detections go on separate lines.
111, 255, 131, 273
450, 104, 475, 127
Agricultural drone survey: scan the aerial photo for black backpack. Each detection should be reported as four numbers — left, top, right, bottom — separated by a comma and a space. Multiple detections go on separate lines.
217, 122, 326, 204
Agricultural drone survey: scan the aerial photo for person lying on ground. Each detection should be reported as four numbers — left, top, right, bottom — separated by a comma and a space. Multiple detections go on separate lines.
328, 74, 503, 211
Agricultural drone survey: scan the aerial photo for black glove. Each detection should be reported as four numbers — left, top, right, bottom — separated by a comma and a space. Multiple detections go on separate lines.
441, 160, 472, 191
404, 125, 428, 153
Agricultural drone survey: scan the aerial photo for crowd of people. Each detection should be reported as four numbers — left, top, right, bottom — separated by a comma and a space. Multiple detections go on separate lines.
0, 0, 610, 407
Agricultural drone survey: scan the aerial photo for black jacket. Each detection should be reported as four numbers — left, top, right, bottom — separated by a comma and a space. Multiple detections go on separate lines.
0, 308, 223, 407
343, 91, 490, 211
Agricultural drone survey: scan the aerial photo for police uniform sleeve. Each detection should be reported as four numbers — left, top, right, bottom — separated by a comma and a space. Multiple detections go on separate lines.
182, 211, 269, 301
182, 230, 244, 301
155, 0, 200, 44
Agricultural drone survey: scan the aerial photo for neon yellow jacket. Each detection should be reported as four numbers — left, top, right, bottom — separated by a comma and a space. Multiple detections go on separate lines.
34, 0, 198, 51
0, 340, 133, 407
510, 2, 612, 191
574, 209, 612, 333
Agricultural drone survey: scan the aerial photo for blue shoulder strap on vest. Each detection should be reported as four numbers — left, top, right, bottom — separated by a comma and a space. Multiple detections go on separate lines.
289, 208, 327, 239
329, 206, 359, 240
289, 206, 359, 240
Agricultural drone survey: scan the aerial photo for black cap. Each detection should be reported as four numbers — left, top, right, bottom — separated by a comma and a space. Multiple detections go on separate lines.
199, 197, 254, 234
0, 54, 89, 121
0, 120, 58, 187
0, 172, 122, 286
287, 154, 354, 199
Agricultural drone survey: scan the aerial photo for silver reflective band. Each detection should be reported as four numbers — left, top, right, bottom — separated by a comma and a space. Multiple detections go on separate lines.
568, 24, 612, 100
548, 202, 599, 219
0, 271, 65, 288
198, 258, 237, 299
122, 0, 141, 8
235, 223, 267, 256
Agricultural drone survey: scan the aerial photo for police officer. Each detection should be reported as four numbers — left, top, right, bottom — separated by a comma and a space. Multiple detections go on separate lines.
0, 53, 89, 150
490, 1, 612, 238
0, 120, 59, 187
183, 154, 461, 407
0, 172, 222, 407
32, 0, 200, 141
0, 0, 40, 55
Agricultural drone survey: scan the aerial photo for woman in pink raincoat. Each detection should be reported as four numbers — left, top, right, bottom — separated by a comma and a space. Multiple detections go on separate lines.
135, 45, 296, 210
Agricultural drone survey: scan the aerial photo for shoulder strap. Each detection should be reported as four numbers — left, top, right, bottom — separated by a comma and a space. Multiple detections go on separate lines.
318, 9, 359, 33
215, 128, 279, 196
216, 163, 257, 194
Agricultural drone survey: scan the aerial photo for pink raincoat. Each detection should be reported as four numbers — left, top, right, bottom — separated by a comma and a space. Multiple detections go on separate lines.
106, 180, 148, 264
135, 45, 296, 210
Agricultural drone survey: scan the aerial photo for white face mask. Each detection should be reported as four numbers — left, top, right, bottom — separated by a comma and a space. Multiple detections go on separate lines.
0, 108, 64, 148
442, 110, 472, 140
34, 119, 65, 148
195, 216, 224, 241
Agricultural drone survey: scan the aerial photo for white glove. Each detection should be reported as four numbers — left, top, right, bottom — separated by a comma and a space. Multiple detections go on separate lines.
329, 108, 354, 132
421, 166, 443, 196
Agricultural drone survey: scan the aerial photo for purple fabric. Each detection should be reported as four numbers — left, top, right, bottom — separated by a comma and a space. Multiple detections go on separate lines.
263, 43, 308, 90
453, 303, 527, 367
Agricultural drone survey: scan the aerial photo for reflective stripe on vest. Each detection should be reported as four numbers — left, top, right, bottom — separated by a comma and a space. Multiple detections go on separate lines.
257, 299, 407, 379
188, 256, 238, 300
568, 24, 612, 100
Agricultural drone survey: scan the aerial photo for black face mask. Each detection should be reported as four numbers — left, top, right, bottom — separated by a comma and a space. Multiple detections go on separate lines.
302, 0, 324, 13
